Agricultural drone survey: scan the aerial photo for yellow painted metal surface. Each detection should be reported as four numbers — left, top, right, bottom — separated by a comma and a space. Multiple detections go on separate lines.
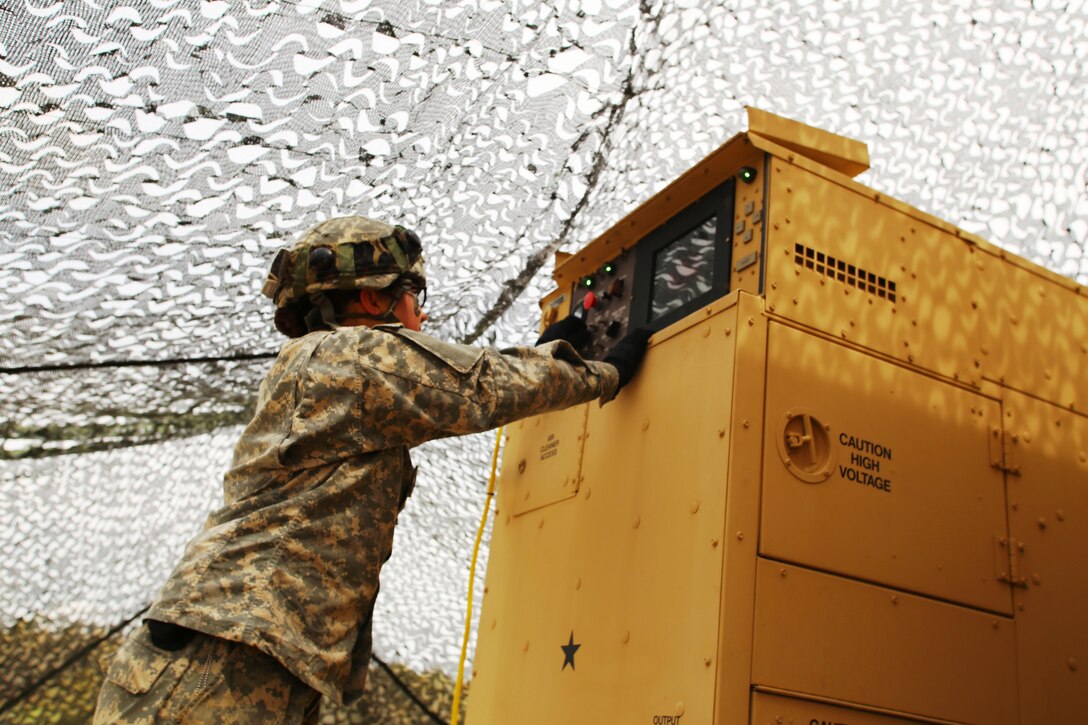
469, 109, 1088, 725
729, 152, 767, 295
977, 255, 1088, 413
763, 160, 986, 389
470, 302, 738, 723
502, 405, 586, 517
746, 106, 870, 178
714, 292, 768, 725
1004, 390, 1088, 723
751, 559, 1019, 725
761, 322, 1011, 614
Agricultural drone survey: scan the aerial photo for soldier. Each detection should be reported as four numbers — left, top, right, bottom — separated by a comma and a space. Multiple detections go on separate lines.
95, 216, 650, 723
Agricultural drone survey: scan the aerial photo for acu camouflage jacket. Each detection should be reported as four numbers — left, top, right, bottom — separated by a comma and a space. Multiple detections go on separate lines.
147, 324, 619, 705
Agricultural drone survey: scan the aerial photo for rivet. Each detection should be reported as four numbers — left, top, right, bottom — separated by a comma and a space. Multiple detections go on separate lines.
702, 326, 711, 338
780, 568, 787, 577
641, 419, 650, 431
518, 459, 527, 473
993, 620, 1000, 629
1069, 658, 1079, 672
711, 538, 719, 548
524, 641, 530, 652
792, 297, 798, 305
717, 428, 726, 438
632, 516, 640, 529
892, 595, 899, 605
1037, 517, 1048, 530
622, 630, 630, 643
704, 656, 712, 667
690, 500, 700, 514
724, 327, 732, 336
736, 531, 744, 541
1056, 509, 1065, 522
575, 577, 582, 590
583, 487, 591, 499
743, 420, 750, 428
491, 618, 496, 629
676, 702, 685, 716
538, 518, 545, 529
747, 317, 755, 326
1032, 573, 1041, 585
769, 304, 775, 312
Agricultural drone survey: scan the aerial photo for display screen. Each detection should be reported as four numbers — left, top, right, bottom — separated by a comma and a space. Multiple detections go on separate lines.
649, 215, 717, 321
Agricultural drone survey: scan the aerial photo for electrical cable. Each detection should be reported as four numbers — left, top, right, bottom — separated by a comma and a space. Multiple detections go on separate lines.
450, 425, 504, 725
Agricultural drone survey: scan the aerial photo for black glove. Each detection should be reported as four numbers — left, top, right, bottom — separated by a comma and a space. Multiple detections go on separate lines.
603, 327, 652, 391
536, 314, 589, 348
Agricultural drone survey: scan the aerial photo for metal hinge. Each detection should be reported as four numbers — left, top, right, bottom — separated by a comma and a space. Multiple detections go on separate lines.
995, 536, 1028, 588
989, 426, 1022, 477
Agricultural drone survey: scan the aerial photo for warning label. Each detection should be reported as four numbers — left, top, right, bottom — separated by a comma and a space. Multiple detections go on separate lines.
838, 432, 893, 493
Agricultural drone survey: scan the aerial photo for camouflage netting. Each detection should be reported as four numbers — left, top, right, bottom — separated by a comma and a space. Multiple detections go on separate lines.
1, 0, 1085, 721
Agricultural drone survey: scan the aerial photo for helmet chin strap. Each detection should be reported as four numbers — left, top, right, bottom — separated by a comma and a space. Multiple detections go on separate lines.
305, 291, 342, 331
306, 288, 403, 331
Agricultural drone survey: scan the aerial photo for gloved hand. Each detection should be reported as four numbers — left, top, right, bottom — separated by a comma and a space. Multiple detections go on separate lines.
536, 314, 589, 348
603, 327, 652, 391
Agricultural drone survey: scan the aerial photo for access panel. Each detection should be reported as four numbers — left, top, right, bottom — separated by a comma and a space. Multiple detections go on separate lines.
752, 560, 1018, 725
760, 322, 1011, 614
1004, 391, 1088, 723
501, 404, 587, 516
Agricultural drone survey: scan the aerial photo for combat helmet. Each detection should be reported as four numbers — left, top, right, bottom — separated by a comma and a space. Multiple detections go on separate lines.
262, 215, 425, 337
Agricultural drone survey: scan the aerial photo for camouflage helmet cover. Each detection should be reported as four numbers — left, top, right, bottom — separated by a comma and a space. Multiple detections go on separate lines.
262, 216, 426, 309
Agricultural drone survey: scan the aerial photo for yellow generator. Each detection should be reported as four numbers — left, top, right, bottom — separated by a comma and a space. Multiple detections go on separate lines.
467, 108, 1087, 724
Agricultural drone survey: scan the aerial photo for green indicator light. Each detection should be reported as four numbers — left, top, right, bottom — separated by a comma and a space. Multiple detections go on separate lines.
739, 166, 758, 184
604, 264, 614, 274
584, 277, 594, 288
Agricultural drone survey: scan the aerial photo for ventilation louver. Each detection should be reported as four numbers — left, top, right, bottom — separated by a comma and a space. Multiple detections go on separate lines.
794, 244, 897, 302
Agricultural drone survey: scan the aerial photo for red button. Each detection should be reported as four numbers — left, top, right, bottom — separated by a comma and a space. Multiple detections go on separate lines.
582, 291, 598, 310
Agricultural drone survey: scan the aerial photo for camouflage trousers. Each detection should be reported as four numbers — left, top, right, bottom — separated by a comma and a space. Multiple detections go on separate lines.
94, 623, 320, 724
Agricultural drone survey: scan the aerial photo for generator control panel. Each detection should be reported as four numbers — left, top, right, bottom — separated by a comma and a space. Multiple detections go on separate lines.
567, 247, 636, 361
565, 178, 737, 361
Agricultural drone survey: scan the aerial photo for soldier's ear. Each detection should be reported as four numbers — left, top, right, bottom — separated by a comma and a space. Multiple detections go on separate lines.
358, 288, 390, 316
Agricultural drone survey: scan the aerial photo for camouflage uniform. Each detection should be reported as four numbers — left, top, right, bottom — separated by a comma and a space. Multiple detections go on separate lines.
96, 322, 619, 721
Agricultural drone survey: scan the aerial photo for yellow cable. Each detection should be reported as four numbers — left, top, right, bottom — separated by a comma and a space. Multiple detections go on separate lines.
450, 425, 503, 725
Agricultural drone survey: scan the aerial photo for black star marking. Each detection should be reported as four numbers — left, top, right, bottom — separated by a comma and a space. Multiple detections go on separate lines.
561, 630, 581, 671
